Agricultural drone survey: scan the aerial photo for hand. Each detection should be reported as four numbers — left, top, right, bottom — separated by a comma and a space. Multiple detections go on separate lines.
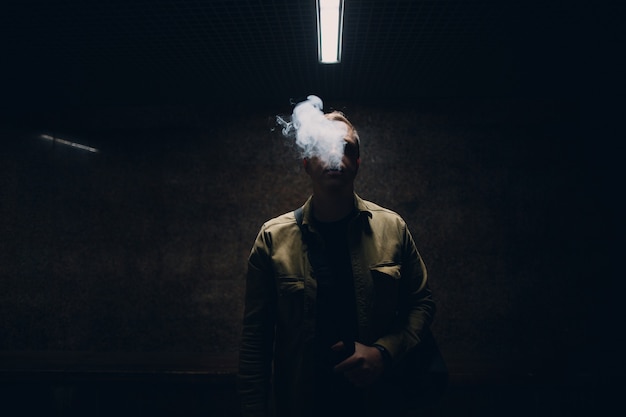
332, 341, 385, 387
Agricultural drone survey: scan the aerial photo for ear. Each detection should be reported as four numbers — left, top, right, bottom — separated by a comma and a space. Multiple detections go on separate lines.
356, 157, 361, 167
303, 158, 309, 172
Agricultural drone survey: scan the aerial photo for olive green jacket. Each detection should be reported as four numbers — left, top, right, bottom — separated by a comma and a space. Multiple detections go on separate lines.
238, 194, 435, 417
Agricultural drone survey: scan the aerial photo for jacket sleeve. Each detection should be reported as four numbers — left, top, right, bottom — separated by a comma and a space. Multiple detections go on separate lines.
238, 227, 276, 417
374, 224, 436, 364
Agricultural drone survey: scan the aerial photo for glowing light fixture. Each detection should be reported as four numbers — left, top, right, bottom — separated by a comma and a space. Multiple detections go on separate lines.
317, 0, 344, 64
41, 134, 99, 153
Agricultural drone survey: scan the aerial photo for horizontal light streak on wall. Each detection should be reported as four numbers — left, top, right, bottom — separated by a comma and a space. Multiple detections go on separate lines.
40, 134, 99, 153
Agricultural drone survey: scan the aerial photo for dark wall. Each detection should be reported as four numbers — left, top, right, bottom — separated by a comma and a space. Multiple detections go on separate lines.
0, 99, 619, 375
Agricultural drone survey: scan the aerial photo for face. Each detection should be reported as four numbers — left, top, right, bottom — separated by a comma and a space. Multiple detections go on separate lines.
304, 129, 360, 191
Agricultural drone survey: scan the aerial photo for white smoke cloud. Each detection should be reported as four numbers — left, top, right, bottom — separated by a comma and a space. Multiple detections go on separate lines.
276, 95, 348, 170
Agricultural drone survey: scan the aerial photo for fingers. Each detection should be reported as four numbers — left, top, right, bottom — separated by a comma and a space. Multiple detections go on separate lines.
330, 340, 344, 351
332, 342, 385, 387
334, 355, 362, 372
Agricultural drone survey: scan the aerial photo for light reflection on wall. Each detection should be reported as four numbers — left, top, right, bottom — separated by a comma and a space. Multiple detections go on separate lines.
40, 134, 99, 153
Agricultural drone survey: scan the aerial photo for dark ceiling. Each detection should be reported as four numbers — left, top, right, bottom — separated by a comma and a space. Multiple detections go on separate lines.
1, 0, 622, 110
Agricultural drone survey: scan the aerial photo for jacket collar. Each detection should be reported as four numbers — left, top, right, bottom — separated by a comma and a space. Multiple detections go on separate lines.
300, 193, 372, 228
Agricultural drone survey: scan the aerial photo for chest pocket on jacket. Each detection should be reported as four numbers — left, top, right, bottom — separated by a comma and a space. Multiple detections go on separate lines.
370, 263, 401, 327
276, 275, 305, 328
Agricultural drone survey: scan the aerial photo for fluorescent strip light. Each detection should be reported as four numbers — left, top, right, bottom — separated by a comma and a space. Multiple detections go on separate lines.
41, 134, 99, 153
317, 0, 344, 64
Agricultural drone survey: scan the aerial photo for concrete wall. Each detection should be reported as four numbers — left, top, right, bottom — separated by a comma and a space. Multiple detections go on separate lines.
0, 99, 618, 376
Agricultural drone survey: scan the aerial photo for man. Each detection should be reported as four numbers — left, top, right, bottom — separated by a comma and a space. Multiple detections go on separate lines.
238, 97, 436, 417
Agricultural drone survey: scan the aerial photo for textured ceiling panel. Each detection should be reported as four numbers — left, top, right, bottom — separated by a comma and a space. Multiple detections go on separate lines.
1, 0, 619, 109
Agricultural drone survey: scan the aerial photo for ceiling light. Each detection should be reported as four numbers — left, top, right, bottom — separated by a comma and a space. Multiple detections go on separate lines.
317, 0, 344, 64
41, 134, 99, 153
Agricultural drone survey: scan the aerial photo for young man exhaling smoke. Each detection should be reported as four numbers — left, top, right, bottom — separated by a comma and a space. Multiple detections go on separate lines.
238, 96, 436, 417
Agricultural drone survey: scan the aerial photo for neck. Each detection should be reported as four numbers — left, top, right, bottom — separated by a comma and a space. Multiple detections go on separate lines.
311, 186, 354, 222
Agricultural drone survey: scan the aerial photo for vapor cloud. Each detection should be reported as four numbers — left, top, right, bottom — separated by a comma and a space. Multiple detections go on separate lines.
277, 95, 347, 170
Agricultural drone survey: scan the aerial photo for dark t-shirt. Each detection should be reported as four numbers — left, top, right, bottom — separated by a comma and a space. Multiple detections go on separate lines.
311, 212, 364, 415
